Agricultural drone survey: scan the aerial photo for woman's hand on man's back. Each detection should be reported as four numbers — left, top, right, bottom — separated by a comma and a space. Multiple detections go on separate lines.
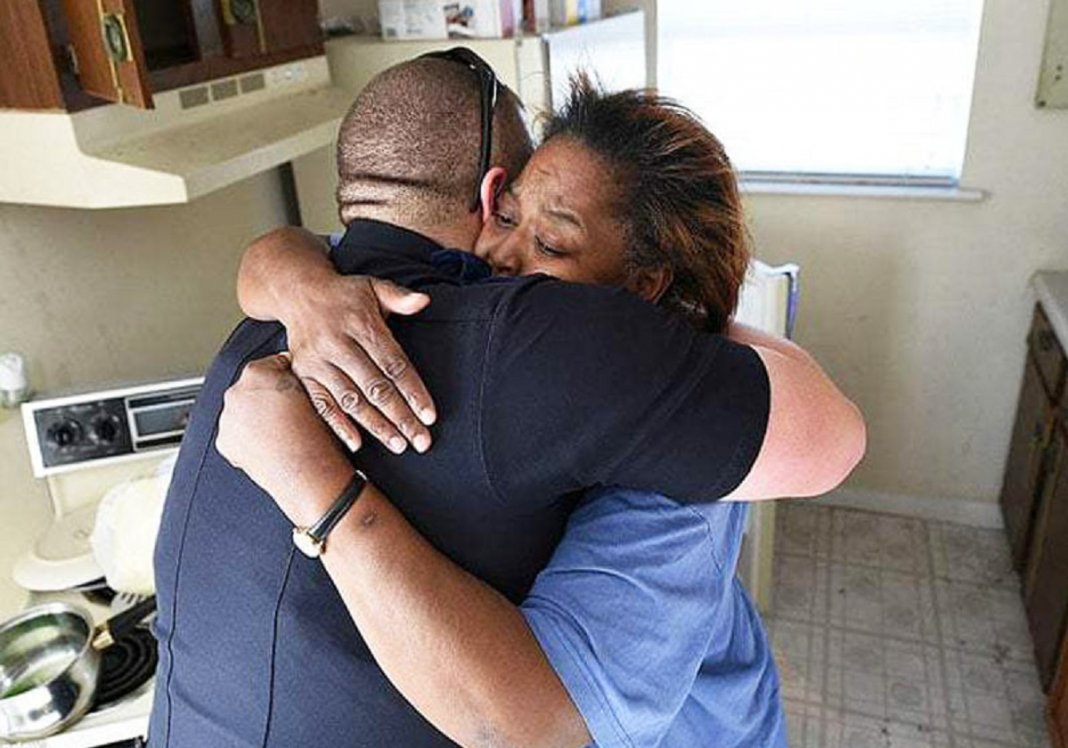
237, 226, 437, 455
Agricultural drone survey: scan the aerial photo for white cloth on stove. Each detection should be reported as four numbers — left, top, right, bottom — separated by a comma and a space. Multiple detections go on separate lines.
90, 456, 175, 595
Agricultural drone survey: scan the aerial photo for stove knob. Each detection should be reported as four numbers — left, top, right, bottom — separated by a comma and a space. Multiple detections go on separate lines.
47, 419, 84, 448
90, 414, 121, 445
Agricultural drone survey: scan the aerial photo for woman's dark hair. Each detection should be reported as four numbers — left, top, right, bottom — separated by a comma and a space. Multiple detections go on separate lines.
543, 75, 750, 333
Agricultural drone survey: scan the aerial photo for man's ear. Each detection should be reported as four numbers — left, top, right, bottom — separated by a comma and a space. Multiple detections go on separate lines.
479, 167, 508, 224
628, 266, 674, 304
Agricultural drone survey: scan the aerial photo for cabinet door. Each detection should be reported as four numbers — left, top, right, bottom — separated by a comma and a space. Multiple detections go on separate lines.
0, 1, 65, 109
257, 0, 320, 53
1026, 425, 1068, 689
217, 0, 319, 59
1001, 357, 1056, 569
1051, 640, 1068, 748
62, 0, 153, 108
217, 0, 263, 58
1031, 305, 1067, 402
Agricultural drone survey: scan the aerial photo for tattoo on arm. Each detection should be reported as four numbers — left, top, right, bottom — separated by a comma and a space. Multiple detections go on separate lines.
473, 725, 515, 748
274, 375, 299, 392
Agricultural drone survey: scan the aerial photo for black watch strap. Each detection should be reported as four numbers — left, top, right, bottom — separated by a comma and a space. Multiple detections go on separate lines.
308, 470, 368, 544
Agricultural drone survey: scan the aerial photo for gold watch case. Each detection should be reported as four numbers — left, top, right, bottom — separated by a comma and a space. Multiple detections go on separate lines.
292, 526, 325, 558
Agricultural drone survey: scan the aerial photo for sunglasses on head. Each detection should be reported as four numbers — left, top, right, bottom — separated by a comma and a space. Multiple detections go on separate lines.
420, 47, 500, 212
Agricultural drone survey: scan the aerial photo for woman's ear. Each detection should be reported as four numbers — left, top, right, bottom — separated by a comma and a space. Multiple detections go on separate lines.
479, 167, 509, 224
628, 266, 674, 304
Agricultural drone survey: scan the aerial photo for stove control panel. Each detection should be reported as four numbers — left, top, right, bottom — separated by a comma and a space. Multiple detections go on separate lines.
22, 378, 203, 477
37, 398, 132, 467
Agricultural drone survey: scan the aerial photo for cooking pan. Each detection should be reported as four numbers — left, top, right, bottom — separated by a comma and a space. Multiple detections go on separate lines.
0, 596, 156, 742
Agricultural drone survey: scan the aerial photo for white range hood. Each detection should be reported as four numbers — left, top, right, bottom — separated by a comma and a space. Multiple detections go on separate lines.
0, 57, 351, 209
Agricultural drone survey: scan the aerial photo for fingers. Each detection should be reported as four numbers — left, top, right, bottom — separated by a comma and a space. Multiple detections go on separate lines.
342, 333, 435, 449
280, 272, 437, 454
219, 353, 297, 467
239, 352, 296, 386
372, 278, 431, 316
368, 280, 438, 428
297, 373, 364, 454
305, 356, 421, 455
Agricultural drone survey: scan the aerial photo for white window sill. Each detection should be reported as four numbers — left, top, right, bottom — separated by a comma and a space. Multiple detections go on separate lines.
739, 180, 987, 202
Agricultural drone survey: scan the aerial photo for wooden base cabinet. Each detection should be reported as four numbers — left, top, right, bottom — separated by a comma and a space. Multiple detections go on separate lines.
1001, 354, 1057, 569
1052, 641, 1068, 748
999, 304, 1068, 692
1026, 422, 1068, 688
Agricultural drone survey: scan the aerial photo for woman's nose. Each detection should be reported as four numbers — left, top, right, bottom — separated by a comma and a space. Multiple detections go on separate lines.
481, 234, 525, 277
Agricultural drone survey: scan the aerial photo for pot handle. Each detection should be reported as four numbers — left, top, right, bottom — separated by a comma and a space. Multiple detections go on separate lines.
93, 596, 157, 649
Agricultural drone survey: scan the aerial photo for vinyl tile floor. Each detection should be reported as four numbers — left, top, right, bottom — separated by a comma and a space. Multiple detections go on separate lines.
766, 503, 1051, 748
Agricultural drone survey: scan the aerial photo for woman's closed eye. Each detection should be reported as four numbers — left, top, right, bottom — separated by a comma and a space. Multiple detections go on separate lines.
493, 210, 517, 229
535, 236, 567, 259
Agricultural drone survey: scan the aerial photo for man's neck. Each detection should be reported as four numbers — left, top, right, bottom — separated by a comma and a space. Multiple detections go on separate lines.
344, 208, 477, 254
419, 222, 478, 253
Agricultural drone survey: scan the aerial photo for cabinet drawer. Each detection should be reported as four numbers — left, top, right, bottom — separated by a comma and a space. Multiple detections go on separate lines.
1031, 305, 1067, 402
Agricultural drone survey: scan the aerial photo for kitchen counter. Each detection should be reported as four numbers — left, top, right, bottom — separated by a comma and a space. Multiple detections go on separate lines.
0, 409, 52, 620
1034, 271, 1068, 346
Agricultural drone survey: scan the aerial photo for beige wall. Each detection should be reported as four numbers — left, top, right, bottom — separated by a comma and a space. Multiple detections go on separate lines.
743, 0, 1068, 506
0, 173, 287, 391
0, 171, 287, 615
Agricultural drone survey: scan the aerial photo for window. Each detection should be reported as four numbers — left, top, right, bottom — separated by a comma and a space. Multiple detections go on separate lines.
657, 0, 985, 184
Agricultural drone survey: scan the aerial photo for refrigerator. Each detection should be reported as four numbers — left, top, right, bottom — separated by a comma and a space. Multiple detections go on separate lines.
735, 261, 801, 614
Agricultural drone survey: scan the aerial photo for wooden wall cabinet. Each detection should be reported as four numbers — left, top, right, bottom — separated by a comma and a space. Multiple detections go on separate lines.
0, 0, 323, 112
62, 0, 155, 107
0, 2, 66, 109
1000, 304, 1068, 691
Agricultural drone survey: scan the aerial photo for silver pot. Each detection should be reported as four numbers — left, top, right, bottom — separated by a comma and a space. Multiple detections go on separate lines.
0, 597, 156, 743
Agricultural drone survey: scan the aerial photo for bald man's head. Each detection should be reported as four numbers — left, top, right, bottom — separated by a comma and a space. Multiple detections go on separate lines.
335, 56, 533, 235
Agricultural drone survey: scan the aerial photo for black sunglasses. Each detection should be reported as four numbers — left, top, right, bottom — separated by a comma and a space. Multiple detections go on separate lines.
420, 47, 500, 212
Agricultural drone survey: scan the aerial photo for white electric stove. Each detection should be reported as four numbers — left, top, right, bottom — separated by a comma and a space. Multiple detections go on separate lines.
17, 590, 155, 748
7, 378, 203, 747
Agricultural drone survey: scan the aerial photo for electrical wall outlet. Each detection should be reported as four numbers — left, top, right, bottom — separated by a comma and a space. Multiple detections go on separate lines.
267, 62, 309, 89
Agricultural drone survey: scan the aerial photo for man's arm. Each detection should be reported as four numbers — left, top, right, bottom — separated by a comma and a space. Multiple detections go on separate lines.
216, 355, 591, 748
322, 484, 590, 748
237, 226, 437, 455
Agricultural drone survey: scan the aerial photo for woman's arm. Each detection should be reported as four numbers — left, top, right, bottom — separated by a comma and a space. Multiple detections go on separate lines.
323, 483, 589, 748
237, 227, 437, 454
723, 321, 866, 501
216, 354, 591, 748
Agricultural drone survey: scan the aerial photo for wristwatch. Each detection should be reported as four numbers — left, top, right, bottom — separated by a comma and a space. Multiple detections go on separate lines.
292, 470, 368, 558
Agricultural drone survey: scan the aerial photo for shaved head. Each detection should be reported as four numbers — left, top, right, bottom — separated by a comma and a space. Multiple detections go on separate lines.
335, 56, 533, 233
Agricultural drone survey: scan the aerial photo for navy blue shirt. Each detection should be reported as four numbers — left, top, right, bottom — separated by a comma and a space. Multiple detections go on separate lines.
149, 220, 770, 747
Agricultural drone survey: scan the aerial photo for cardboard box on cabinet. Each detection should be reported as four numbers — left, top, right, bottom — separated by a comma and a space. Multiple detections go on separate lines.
379, 0, 523, 39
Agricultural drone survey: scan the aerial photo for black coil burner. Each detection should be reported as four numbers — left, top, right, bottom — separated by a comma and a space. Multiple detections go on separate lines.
93, 627, 158, 709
